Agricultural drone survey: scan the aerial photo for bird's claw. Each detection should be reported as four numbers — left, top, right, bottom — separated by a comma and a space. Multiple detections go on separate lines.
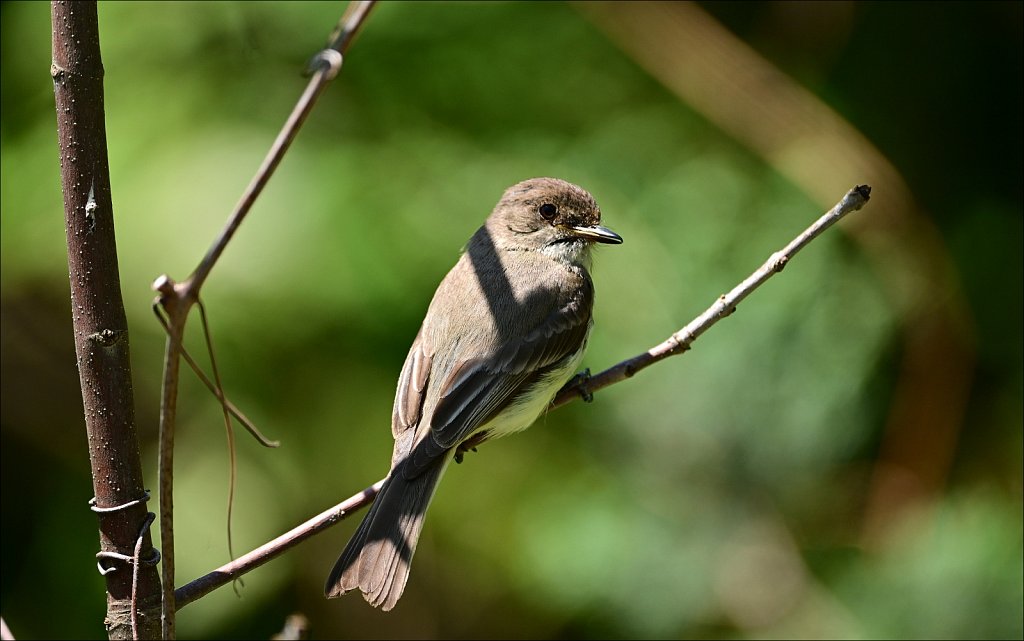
454, 433, 485, 464
567, 368, 594, 403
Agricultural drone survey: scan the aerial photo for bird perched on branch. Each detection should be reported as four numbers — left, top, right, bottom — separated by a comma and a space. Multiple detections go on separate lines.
325, 177, 622, 610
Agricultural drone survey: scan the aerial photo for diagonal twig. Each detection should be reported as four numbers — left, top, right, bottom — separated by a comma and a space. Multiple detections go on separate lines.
152, 303, 279, 447
152, 2, 377, 637
175, 480, 385, 609
173, 184, 872, 607
551, 184, 873, 408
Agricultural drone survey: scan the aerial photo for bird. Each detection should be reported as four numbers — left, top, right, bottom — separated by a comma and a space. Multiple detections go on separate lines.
325, 177, 622, 610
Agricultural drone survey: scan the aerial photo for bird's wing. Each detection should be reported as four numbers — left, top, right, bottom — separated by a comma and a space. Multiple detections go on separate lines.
402, 285, 593, 477
392, 331, 431, 440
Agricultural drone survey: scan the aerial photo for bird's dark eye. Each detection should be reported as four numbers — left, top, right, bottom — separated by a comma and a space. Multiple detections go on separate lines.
539, 203, 558, 220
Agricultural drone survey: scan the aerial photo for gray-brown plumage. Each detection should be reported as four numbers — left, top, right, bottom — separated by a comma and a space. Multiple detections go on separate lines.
324, 177, 621, 610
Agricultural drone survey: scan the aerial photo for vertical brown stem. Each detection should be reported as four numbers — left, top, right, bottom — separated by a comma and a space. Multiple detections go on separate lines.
156, 295, 186, 640
51, 2, 161, 638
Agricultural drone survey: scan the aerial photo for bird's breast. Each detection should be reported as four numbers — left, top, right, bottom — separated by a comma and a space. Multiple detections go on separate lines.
472, 327, 590, 443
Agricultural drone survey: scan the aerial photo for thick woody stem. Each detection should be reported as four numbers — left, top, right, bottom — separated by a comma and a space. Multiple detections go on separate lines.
51, 1, 161, 638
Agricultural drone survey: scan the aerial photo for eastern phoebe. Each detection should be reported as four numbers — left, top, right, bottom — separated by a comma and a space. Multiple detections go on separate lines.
325, 177, 622, 610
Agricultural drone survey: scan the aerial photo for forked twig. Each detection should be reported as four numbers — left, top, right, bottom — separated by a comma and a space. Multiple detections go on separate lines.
152, 3, 377, 637
152, 303, 279, 447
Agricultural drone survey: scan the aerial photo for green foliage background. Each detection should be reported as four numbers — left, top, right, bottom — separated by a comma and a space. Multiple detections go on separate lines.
1, 2, 1020, 639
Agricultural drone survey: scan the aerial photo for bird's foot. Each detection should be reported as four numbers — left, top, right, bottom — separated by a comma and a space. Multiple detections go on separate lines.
454, 431, 488, 464
567, 368, 594, 403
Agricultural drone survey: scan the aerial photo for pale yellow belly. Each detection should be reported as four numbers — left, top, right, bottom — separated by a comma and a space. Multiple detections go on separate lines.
472, 343, 587, 442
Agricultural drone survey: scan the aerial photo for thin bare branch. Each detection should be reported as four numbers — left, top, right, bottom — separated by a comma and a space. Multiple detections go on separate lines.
154, 277, 184, 640
196, 299, 240, 564
551, 184, 872, 408
175, 481, 385, 609
173, 185, 871, 604
152, 304, 279, 447
184, 0, 377, 295
152, 3, 377, 635
326, 0, 376, 53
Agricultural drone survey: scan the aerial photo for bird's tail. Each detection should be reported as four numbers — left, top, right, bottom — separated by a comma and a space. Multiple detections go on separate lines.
324, 454, 450, 610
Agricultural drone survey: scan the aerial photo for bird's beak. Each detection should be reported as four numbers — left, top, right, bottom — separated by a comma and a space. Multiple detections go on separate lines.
570, 224, 623, 244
